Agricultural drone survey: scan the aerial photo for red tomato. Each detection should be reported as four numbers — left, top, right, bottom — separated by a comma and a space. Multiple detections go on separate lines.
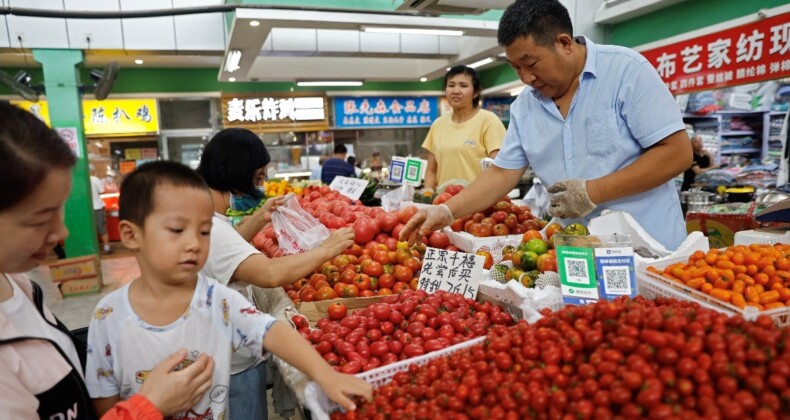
378, 273, 395, 289
377, 212, 399, 233
327, 303, 347, 320
353, 219, 376, 245
394, 265, 414, 283
403, 343, 425, 358
427, 231, 450, 249
353, 273, 371, 291
399, 206, 418, 225
339, 284, 359, 298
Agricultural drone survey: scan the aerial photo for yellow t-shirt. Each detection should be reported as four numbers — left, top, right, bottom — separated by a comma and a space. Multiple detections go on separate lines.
422, 109, 506, 186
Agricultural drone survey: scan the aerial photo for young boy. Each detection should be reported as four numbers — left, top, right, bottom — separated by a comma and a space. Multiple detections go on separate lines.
85, 161, 371, 418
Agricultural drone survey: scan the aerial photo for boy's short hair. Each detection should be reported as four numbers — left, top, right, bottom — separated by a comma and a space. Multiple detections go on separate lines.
119, 161, 210, 226
334, 143, 347, 154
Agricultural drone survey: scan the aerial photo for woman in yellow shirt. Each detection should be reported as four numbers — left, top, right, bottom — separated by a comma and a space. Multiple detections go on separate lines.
422, 65, 507, 191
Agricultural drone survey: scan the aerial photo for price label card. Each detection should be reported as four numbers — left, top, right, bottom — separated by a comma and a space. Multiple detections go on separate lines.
594, 247, 637, 301
556, 245, 599, 305
418, 247, 485, 299
389, 156, 407, 183
329, 176, 369, 201
403, 157, 426, 186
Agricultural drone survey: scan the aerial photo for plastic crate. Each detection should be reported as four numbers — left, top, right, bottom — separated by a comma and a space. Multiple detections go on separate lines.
303, 336, 486, 420
639, 256, 790, 327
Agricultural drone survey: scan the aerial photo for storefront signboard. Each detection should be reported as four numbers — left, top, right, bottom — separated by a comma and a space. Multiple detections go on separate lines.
333, 96, 439, 128
11, 99, 160, 136
221, 93, 329, 133
640, 11, 790, 95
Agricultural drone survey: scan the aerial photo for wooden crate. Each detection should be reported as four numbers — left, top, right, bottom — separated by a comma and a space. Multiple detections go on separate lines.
297, 295, 386, 324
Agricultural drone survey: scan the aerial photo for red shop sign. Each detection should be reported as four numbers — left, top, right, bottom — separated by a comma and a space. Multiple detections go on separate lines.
640, 12, 790, 95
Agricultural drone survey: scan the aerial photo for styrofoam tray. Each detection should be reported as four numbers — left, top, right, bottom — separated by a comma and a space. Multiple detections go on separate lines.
303, 336, 486, 420
638, 256, 790, 326
445, 228, 523, 253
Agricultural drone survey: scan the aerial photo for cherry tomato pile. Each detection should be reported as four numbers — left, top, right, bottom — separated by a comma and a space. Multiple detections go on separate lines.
649, 243, 790, 311
449, 196, 546, 238
332, 296, 790, 419
297, 290, 514, 374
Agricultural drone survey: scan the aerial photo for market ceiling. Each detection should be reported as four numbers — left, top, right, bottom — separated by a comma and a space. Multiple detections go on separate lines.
0, 2, 507, 85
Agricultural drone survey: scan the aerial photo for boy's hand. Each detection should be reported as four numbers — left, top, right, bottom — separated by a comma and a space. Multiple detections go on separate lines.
320, 227, 355, 257
139, 349, 214, 416
315, 371, 373, 412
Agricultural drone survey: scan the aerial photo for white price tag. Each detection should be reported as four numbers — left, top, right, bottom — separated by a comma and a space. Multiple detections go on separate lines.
329, 176, 369, 201
417, 247, 485, 299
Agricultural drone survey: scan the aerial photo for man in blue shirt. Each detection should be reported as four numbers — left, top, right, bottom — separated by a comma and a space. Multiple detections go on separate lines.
321, 144, 356, 185
400, 0, 691, 250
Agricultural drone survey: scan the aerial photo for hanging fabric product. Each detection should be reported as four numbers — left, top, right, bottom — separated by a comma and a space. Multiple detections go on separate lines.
270, 194, 330, 255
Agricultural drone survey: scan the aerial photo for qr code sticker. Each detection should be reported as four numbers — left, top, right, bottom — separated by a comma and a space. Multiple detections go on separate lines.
392, 166, 402, 179
407, 166, 418, 178
602, 266, 631, 294
564, 258, 589, 284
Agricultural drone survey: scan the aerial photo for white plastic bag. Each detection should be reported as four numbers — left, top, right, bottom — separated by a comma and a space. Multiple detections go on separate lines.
382, 185, 414, 212
523, 178, 550, 217
271, 194, 330, 255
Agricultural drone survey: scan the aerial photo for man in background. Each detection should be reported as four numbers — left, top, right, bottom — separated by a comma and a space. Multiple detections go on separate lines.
321, 144, 356, 184
90, 164, 112, 254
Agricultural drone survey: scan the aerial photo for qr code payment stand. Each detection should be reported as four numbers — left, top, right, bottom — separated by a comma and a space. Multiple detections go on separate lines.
554, 234, 639, 305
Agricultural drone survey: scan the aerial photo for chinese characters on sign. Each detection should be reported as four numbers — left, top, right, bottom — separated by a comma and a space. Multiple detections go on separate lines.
11, 99, 159, 135
225, 96, 325, 123
641, 12, 790, 95
333, 96, 439, 128
418, 247, 485, 299
328, 176, 370, 201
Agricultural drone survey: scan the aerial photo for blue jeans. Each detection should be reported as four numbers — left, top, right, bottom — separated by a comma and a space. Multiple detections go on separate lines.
229, 363, 267, 420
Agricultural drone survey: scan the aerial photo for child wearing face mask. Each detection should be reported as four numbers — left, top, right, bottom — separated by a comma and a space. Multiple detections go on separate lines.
84, 161, 371, 419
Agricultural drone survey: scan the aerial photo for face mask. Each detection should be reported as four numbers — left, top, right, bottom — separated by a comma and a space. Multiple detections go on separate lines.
229, 188, 265, 213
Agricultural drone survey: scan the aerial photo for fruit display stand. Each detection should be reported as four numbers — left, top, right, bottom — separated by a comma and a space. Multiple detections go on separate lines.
297, 295, 386, 324
304, 336, 486, 420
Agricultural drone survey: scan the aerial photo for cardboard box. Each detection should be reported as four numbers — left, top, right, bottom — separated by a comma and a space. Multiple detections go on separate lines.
59, 277, 102, 297
49, 255, 101, 283
686, 203, 763, 248
297, 295, 386, 324
48, 255, 102, 297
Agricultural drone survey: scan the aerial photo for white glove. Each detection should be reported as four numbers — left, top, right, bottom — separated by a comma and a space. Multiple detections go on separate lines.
399, 204, 455, 245
546, 179, 596, 219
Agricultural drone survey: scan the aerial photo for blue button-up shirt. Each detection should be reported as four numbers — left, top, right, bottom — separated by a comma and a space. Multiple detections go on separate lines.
494, 37, 687, 250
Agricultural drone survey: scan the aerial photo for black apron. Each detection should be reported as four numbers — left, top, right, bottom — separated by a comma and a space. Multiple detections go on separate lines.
0, 281, 97, 420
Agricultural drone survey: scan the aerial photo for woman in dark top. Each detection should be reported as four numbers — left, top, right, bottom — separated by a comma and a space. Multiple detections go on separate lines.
682, 135, 717, 191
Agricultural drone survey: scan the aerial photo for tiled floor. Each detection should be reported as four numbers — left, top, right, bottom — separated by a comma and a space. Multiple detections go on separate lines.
27, 247, 289, 419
